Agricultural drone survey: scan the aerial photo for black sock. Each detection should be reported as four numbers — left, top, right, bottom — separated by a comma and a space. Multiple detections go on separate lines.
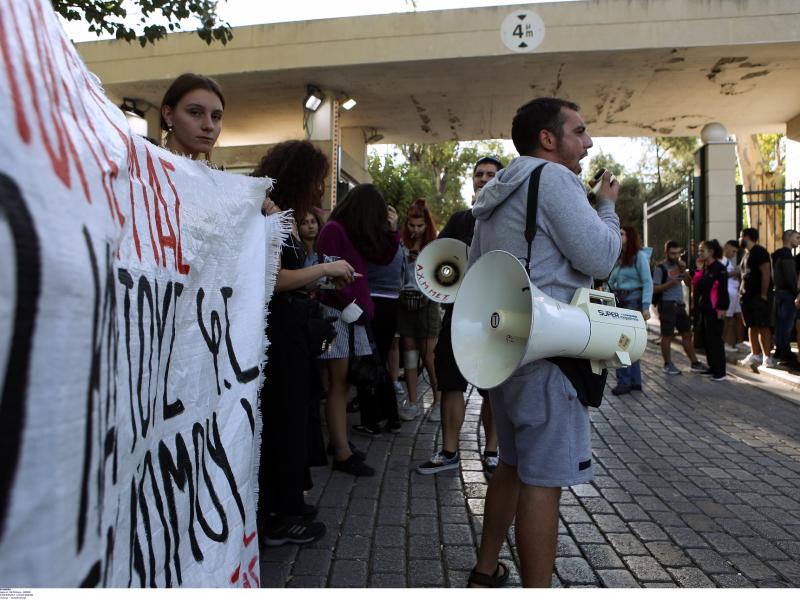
442, 450, 457, 459
483, 450, 498, 458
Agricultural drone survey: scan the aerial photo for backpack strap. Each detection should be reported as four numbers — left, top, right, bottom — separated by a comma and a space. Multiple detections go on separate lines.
524, 164, 547, 276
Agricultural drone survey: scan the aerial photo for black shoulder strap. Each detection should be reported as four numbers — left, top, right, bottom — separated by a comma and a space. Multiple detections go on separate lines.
524, 164, 547, 275
348, 321, 355, 358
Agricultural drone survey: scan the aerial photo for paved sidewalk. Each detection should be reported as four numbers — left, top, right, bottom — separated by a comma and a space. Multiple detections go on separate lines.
260, 342, 800, 588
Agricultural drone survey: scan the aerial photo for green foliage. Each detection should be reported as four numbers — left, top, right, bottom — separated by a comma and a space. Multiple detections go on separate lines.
640, 136, 699, 194
53, 0, 232, 46
755, 133, 785, 184
585, 151, 647, 237
369, 141, 514, 228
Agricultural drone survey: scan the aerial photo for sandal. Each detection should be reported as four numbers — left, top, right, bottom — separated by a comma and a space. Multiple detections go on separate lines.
467, 561, 509, 588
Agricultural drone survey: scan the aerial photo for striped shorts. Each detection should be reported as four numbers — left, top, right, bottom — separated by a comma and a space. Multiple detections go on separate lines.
319, 304, 371, 360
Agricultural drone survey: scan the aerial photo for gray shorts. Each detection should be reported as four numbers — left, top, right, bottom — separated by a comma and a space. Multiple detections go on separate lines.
490, 360, 593, 488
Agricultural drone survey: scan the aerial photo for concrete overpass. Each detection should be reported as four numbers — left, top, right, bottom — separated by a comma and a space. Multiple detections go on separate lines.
77, 0, 800, 197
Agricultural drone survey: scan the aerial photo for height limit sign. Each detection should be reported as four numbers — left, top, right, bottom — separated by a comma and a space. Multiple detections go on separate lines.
501, 10, 545, 53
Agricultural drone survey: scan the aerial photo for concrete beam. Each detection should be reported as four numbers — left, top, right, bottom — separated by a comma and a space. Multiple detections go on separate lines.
787, 114, 800, 142
76, 0, 800, 144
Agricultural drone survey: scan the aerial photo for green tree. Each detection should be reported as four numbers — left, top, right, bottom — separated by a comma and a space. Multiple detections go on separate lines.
368, 152, 433, 220
639, 136, 699, 194
585, 151, 647, 237
53, 0, 232, 46
369, 141, 514, 227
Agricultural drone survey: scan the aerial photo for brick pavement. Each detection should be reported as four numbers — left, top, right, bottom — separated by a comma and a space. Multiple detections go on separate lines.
260, 342, 800, 588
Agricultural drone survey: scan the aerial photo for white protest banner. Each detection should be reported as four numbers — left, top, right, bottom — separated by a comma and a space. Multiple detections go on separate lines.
0, 0, 285, 587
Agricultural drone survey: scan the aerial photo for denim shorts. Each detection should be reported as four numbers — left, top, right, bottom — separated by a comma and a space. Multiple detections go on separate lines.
490, 360, 592, 488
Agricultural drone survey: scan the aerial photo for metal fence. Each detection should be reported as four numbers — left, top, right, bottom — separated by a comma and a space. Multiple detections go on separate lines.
736, 187, 800, 253
643, 180, 694, 264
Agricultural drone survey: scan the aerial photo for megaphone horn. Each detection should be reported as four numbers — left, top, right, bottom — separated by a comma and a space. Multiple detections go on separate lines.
414, 238, 469, 304
452, 250, 648, 389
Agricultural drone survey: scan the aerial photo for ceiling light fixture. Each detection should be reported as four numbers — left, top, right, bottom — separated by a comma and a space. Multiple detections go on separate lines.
363, 127, 384, 144
341, 95, 357, 111
304, 85, 323, 112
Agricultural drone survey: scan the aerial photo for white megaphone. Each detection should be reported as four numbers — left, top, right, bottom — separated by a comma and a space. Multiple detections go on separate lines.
413, 238, 469, 304
452, 250, 647, 389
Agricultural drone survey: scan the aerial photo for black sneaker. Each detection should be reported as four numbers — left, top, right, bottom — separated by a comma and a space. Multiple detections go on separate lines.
483, 453, 499, 474
385, 420, 402, 433
299, 503, 318, 521
611, 384, 631, 396
262, 517, 326, 547
416, 451, 460, 475
333, 455, 375, 477
327, 441, 366, 462
352, 424, 383, 438
690, 362, 707, 373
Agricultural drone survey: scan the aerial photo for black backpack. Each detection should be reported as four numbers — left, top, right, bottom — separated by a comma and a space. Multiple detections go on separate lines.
651, 263, 668, 307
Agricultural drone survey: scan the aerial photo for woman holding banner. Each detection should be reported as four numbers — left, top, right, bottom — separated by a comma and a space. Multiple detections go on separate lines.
252, 141, 355, 546
160, 73, 225, 160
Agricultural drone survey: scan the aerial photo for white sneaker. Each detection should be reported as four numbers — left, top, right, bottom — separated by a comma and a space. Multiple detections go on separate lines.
428, 402, 441, 422
763, 355, 778, 368
399, 402, 419, 421
739, 353, 762, 367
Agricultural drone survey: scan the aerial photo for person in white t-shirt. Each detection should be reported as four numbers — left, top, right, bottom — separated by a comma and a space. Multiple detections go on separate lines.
722, 240, 746, 350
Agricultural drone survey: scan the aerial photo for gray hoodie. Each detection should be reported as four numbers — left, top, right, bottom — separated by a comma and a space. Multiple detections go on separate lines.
469, 155, 620, 304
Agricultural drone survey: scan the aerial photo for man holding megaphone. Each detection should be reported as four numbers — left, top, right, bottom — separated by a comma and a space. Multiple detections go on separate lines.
466, 98, 621, 588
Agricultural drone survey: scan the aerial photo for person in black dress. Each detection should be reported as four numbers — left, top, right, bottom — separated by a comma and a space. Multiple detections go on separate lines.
252, 141, 354, 546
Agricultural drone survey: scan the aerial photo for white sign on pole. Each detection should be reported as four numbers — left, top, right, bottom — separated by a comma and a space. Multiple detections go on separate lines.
500, 10, 546, 53
0, 0, 286, 587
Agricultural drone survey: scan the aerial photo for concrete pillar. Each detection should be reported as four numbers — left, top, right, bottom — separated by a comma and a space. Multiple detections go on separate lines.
787, 114, 800, 191
696, 123, 737, 242
786, 114, 800, 232
306, 94, 339, 210
341, 127, 371, 185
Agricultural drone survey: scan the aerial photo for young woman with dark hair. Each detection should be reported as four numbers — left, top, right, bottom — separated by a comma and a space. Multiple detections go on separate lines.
607, 225, 653, 395
298, 211, 324, 268
160, 73, 225, 160
317, 184, 400, 476
252, 141, 355, 547
692, 239, 730, 381
397, 199, 441, 420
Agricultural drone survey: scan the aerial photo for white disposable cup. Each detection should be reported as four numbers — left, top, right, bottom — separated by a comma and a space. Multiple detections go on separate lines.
341, 301, 363, 324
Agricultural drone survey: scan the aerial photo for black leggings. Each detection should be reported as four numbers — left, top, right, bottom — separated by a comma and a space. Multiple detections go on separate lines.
258, 299, 323, 520
700, 311, 726, 378
358, 297, 400, 427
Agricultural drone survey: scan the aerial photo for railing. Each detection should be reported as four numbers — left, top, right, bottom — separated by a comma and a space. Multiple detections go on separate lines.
736, 187, 800, 253
643, 180, 693, 263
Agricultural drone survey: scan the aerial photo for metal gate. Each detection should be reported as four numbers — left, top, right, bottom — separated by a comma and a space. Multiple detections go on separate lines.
643, 177, 696, 263
736, 187, 800, 253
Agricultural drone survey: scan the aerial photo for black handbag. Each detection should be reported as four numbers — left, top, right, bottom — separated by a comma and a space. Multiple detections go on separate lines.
346, 321, 384, 391
286, 295, 337, 357
523, 164, 608, 408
